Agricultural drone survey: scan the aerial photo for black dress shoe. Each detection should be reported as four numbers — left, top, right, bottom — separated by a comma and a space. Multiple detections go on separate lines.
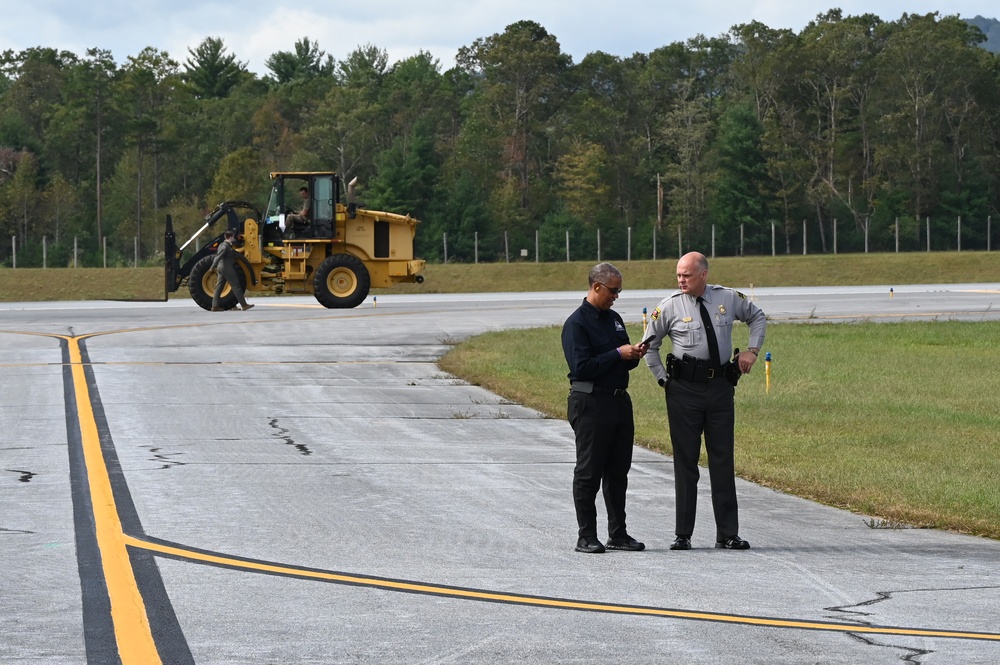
606, 535, 645, 551
575, 536, 606, 554
669, 536, 691, 550
715, 535, 750, 550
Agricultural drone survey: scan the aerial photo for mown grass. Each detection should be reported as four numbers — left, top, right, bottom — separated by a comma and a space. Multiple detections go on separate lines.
389, 251, 1000, 293
2, 251, 997, 301
0, 268, 165, 301
439, 320, 1000, 539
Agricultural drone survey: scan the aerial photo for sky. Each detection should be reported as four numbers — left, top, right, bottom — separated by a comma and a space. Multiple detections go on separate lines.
1, 1, 996, 75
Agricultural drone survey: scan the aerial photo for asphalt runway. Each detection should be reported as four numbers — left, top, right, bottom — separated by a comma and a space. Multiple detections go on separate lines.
2, 284, 999, 664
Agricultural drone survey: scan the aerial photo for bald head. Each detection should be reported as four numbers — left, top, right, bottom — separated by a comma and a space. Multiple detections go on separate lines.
676, 252, 709, 297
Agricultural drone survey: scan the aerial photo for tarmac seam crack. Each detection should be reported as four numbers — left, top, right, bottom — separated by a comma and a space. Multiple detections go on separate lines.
844, 631, 934, 664
826, 585, 1000, 618
269, 417, 312, 455
826, 585, 1000, 661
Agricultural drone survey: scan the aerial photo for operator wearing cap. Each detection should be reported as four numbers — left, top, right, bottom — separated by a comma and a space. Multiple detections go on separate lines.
644, 252, 765, 551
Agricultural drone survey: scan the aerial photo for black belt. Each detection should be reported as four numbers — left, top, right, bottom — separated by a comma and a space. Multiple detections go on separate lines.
666, 354, 731, 383
570, 382, 628, 397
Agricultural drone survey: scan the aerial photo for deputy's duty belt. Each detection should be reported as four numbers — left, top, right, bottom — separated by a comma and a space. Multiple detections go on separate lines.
666, 353, 736, 384
570, 381, 628, 397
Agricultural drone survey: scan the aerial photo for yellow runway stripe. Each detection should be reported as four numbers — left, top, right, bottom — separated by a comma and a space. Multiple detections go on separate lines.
124, 535, 1000, 643
69, 337, 161, 664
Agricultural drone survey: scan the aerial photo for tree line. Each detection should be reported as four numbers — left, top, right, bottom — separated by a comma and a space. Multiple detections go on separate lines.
1, 10, 998, 268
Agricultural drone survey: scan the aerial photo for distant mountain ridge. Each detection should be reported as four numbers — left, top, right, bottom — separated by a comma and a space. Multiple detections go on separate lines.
967, 15, 1000, 52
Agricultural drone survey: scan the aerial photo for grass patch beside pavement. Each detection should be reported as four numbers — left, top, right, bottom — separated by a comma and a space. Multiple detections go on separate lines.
439, 320, 1000, 539
0, 268, 165, 301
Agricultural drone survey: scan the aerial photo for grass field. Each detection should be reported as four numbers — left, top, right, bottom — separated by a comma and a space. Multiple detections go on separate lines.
0, 251, 998, 301
439, 320, 1000, 539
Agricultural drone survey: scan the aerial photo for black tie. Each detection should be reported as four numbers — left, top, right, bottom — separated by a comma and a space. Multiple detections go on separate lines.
697, 296, 721, 369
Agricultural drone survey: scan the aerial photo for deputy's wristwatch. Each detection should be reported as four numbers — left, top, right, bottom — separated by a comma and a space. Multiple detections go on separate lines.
749, 348, 760, 356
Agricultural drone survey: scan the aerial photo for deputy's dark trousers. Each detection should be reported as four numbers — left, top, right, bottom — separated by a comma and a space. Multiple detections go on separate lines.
568, 391, 634, 539
665, 377, 738, 541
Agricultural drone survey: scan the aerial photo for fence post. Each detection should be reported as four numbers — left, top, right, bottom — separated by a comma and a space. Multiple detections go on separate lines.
677, 226, 682, 258
11, 236, 15, 269
75, 236, 79, 268
802, 220, 807, 255
597, 228, 601, 262
566, 230, 570, 262
740, 223, 745, 257
133, 236, 138, 267
711, 225, 715, 259
989, 216, 992, 252
771, 223, 775, 257
43, 236, 47, 268
627, 227, 631, 261
653, 226, 657, 261
864, 217, 870, 253
926, 217, 930, 252
957, 216, 961, 252
895, 217, 899, 253
504, 231, 509, 263
474, 231, 479, 264
443, 232, 448, 263
534, 230, 538, 263
103, 236, 107, 268
833, 218, 837, 255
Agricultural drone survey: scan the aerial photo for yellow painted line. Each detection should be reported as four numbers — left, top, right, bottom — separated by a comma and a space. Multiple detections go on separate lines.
68, 336, 162, 664
124, 535, 1000, 643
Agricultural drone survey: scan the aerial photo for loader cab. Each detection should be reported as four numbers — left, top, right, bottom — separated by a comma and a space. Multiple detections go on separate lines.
263, 172, 340, 240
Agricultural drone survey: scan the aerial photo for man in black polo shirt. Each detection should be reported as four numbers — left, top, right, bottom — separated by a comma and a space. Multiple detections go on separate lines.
562, 263, 650, 554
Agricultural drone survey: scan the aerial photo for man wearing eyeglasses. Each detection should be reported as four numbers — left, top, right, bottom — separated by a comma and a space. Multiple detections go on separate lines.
643, 252, 765, 551
562, 263, 650, 554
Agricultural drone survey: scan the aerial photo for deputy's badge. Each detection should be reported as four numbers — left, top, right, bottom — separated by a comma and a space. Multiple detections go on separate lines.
651, 307, 661, 321
718, 305, 726, 314
682, 317, 693, 323
736, 291, 746, 300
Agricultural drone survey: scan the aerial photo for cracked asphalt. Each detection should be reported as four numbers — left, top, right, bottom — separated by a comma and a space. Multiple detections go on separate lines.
1, 284, 999, 664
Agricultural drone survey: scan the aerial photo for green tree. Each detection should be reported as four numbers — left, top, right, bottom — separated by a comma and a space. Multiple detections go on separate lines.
660, 78, 713, 249
710, 101, 770, 254
553, 140, 610, 225
43, 172, 81, 244
456, 20, 572, 237
563, 52, 648, 236
206, 146, 267, 206
265, 38, 334, 84
366, 119, 440, 217
119, 48, 182, 255
184, 37, 248, 99
872, 13, 990, 245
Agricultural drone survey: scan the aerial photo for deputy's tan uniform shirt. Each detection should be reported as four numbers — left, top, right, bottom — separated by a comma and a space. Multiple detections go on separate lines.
644, 285, 766, 385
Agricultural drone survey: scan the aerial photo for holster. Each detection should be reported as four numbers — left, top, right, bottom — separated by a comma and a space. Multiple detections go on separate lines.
727, 348, 743, 387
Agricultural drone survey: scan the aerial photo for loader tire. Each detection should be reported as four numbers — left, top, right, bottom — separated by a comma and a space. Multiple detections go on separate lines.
313, 254, 370, 309
189, 255, 246, 311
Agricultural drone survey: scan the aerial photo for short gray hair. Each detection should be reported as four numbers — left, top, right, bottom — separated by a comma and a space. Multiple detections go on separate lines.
588, 262, 621, 287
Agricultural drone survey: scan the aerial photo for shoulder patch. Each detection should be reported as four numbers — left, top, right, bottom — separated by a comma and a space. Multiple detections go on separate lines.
651, 307, 660, 320
736, 291, 746, 300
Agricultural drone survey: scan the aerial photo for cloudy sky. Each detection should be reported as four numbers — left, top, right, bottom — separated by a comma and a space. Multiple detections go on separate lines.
0, 1, 995, 75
